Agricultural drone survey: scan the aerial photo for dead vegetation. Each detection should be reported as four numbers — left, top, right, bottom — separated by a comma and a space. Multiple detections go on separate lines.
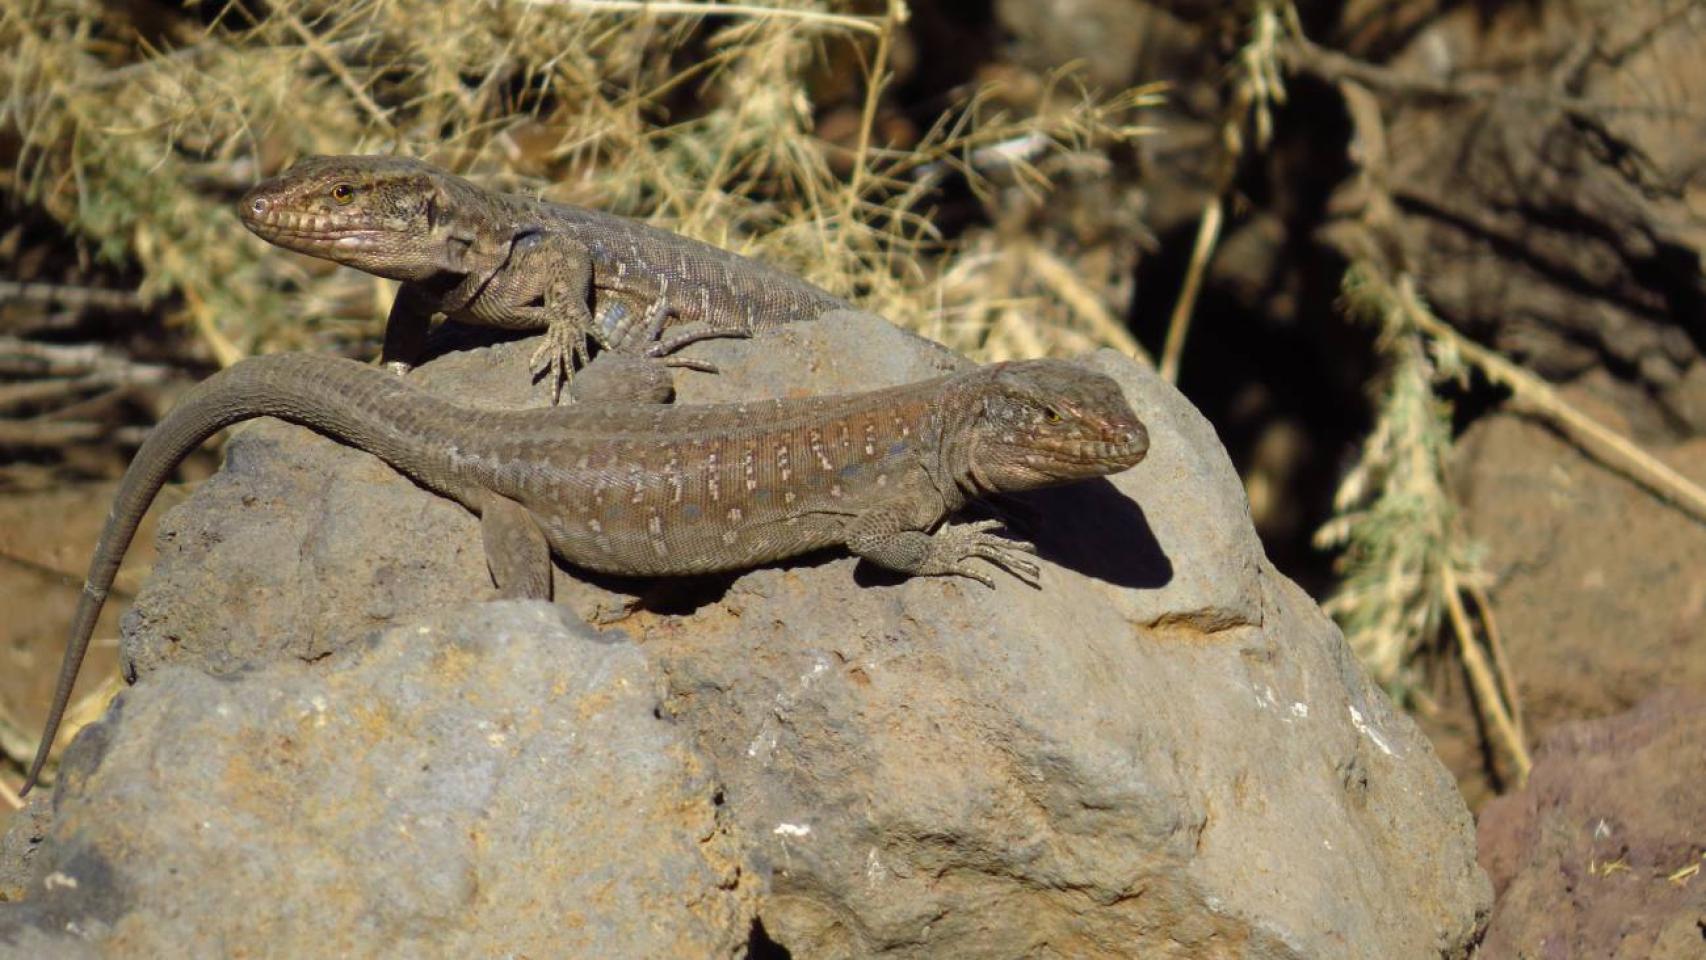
0, 0, 1159, 367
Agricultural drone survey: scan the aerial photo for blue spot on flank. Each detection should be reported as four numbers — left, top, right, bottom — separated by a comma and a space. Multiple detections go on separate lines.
839, 463, 863, 479
752, 489, 772, 504
681, 503, 702, 520
888, 440, 908, 455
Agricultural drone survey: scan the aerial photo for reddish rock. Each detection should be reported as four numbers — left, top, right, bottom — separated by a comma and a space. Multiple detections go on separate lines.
1477, 689, 1706, 959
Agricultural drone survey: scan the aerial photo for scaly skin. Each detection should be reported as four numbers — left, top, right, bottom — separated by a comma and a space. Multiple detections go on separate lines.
19, 353, 1147, 795
238, 155, 855, 400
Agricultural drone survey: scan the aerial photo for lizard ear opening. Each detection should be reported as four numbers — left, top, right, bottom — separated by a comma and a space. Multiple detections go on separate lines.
423, 192, 439, 229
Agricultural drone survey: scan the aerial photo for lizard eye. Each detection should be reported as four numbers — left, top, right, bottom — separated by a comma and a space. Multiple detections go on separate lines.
1043, 407, 1062, 423
330, 183, 356, 204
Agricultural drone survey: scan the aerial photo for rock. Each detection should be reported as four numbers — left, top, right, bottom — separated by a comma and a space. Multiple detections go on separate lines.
1476, 689, 1706, 960
2, 313, 1489, 957
1433, 405, 1706, 802
1, 603, 752, 957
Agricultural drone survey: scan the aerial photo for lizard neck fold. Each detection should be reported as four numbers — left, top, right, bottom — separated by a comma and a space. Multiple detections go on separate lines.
928, 368, 998, 506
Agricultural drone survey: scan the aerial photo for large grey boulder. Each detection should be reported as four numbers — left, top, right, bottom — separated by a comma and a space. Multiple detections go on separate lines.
4, 603, 751, 958
1, 313, 1489, 957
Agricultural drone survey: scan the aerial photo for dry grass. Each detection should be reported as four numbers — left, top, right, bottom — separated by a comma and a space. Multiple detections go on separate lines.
1316, 264, 1530, 784
0, 0, 1161, 367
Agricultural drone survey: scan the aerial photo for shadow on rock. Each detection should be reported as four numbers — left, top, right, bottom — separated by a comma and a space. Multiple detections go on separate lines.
1006, 478, 1172, 590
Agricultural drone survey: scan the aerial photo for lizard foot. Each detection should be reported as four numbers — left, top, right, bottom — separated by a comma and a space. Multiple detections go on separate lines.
935, 519, 1042, 589
530, 322, 595, 404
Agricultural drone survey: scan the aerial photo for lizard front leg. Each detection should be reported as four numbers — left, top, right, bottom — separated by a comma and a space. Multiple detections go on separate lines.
461, 231, 598, 403
845, 511, 1042, 589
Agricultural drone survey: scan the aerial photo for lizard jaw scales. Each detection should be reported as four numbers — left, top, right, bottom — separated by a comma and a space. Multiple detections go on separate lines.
1029, 437, 1148, 469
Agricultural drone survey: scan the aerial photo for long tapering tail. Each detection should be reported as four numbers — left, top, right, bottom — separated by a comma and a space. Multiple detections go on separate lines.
19, 354, 466, 795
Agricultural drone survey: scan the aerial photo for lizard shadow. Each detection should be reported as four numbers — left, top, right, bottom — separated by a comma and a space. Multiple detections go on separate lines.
573, 553, 846, 617
422, 321, 534, 359
992, 479, 1173, 591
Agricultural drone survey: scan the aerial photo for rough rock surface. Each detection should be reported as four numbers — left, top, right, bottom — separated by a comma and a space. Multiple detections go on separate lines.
2, 313, 1489, 957
2, 604, 751, 958
1432, 398, 1706, 803
1476, 689, 1706, 960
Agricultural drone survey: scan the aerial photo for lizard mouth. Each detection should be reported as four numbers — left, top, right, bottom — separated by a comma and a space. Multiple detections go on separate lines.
1020, 432, 1149, 477
241, 212, 396, 253
239, 191, 400, 251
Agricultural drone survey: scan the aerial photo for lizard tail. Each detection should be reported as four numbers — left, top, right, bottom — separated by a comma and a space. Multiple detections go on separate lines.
20, 354, 464, 796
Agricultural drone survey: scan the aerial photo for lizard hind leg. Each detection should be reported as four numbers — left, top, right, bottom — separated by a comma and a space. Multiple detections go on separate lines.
601, 277, 751, 376
478, 491, 554, 601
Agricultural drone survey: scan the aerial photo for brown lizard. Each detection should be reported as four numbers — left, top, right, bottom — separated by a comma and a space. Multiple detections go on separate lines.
19, 352, 1147, 795
239, 155, 855, 400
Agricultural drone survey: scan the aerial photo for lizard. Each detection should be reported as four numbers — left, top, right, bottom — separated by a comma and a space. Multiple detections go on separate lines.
18, 351, 1148, 795
238, 154, 857, 401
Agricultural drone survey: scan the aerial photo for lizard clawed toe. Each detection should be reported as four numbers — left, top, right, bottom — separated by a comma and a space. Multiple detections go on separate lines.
530, 323, 594, 403
942, 519, 1042, 588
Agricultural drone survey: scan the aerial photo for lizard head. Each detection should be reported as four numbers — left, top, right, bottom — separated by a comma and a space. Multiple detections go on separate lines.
961, 359, 1148, 493
239, 155, 465, 281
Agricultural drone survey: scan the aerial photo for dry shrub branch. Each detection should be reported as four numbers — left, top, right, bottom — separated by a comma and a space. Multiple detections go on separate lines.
1, 0, 1161, 367
1317, 264, 1531, 785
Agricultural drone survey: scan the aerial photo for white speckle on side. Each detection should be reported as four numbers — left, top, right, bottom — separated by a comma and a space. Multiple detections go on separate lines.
588, 518, 602, 533
722, 530, 738, 545
728, 507, 743, 522
774, 823, 812, 838
876, 474, 888, 487
487, 732, 507, 748
1347, 705, 1395, 756
651, 538, 669, 557
1290, 702, 1309, 719
784, 491, 796, 505
44, 872, 79, 891
648, 514, 662, 535
865, 848, 886, 883
780, 467, 792, 482
830, 484, 842, 498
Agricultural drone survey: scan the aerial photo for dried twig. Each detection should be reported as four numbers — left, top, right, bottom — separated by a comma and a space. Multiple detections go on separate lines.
519, 0, 891, 35
1159, 197, 1220, 381
0, 280, 146, 311
1159, 1, 1293, 383
1443, 565, 1531, 782
0, 336, 174, 382
1396, 292, 1706, 528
